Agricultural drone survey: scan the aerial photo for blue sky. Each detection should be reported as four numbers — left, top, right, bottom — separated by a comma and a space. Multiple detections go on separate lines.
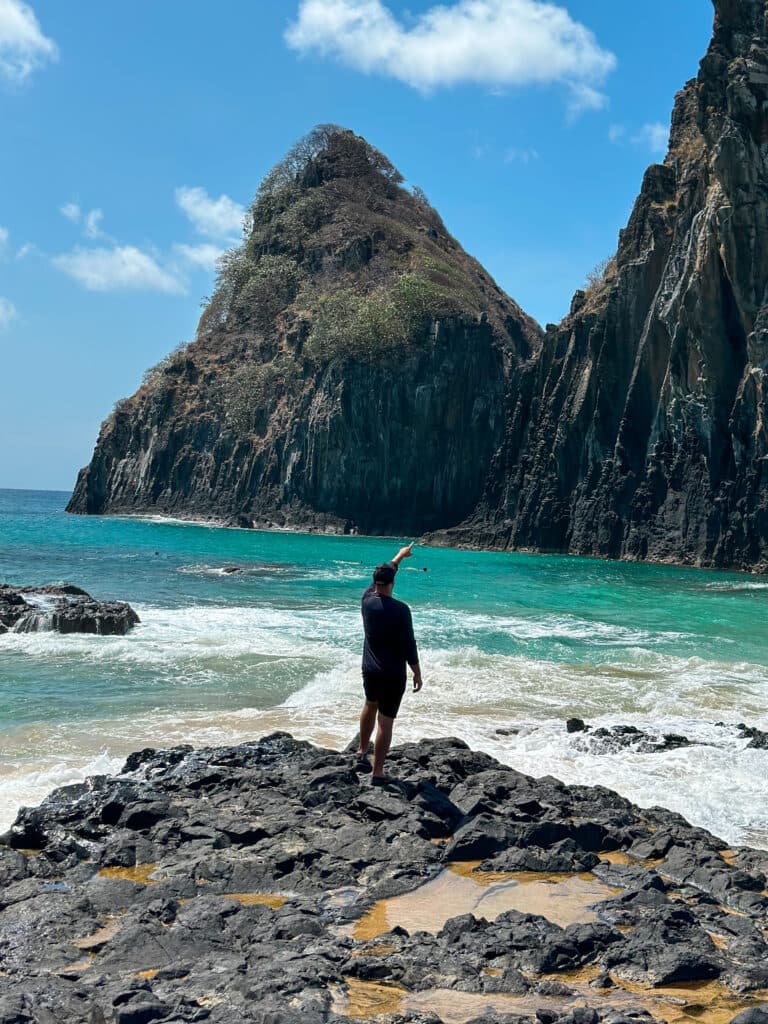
1, 0, 713, 490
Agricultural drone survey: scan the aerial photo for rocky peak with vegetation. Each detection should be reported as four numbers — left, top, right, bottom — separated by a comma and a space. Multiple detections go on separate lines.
67, 126, 541, 535
70, 1, 768, 568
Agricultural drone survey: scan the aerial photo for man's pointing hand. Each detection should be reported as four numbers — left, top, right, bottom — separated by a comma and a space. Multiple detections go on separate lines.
394, 542, 415, 565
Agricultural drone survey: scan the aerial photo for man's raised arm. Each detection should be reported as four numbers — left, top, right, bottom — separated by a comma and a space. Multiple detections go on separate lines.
391, 542, 414, 568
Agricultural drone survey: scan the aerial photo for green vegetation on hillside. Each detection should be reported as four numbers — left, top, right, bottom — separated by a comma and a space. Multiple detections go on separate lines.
191, 125, 525, 366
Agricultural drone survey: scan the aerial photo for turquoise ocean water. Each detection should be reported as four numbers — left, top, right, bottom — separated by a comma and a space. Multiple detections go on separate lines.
1, 488, 767, 846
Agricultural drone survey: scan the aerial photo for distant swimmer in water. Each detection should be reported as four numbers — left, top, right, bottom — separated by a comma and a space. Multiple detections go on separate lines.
357, 542, 422, 784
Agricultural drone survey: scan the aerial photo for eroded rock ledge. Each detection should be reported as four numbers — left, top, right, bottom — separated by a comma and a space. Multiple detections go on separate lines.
0, 584, 139, 636
1, 735, 767, 1024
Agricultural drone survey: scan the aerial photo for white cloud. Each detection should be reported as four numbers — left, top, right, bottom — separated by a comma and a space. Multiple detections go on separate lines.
633, 122, 668, 154
175, 186, 245, 239
504, 147, 539, 164
286, 0, 616, 110
83, 208, 106, 239
566, 81, 607, 118
0, 295, 18, 331
15, 240, 34, 259
0, 0, 57, 83
608, 123, 625, 144
53, 245, 185, 294
60, 201, 81, 223
0, 225, 8, 256
174, 242, 225, 270
60, 202, 114, 242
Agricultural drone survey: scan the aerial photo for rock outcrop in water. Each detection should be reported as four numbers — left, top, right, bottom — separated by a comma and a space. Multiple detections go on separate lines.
69, 0, 768, 569
67, 127, 540, 536
0, 584, 139, 636
1, 735, 767, 1023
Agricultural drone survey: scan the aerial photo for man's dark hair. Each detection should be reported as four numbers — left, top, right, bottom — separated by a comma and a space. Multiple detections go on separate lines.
373, 563, 396, 585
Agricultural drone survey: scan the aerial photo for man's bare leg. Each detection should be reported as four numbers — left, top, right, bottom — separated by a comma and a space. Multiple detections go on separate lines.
372, 713, 394, 778
357, 701, 378, 756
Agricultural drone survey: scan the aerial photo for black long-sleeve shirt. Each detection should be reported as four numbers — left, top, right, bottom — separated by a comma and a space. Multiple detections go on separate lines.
361, 563, 418, 682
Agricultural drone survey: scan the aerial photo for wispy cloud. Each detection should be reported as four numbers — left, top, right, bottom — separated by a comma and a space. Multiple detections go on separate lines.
175, 186, 245, 240
0, 295, 18, 331
566, 81, 607, 118
632, 121, 668, 154
504, 147, 540, 164
0, 0, 57, 84
0, 225, 8, 257
60, 201, 112, 241
53, 246, 185, 294
83, 209, 107, 240
60, 202, 80, 223
53, 185, 245, 293
173, 242, 226, 271
608, 123, 625, 144
286, 0, 616, 112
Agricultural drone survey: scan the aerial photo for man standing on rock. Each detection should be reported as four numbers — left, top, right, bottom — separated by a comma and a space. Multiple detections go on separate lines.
357, 543, 422, 784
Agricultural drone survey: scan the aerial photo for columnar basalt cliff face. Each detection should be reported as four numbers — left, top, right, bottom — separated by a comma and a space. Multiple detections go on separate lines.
67, 128, 540, 535
432, 0, 768, 569
71, 1, 768, 568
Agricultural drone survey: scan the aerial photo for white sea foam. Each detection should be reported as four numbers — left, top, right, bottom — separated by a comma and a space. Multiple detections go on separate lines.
705, 580, 768, 591
2, 598, 767, 847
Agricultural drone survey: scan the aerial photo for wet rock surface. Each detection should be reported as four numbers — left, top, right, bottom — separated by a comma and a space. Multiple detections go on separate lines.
0, 584, 139, 636
565, 722, 693, 755
0, 734, 766, 1023
736, 725, 768, 751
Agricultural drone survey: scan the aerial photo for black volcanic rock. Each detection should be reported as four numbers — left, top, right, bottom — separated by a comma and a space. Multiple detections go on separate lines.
737, 724, 768, 749
67, 127, 540, 536
1, 735, 768, 1023
567, 722, 694, 755
0, 584, 139, 635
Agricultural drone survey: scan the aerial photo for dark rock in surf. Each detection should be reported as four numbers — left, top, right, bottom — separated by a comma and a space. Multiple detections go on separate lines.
566, 718, 588, 733
0, 583, 139, 636
737, 724, 768, 750
570, 723, 692, 755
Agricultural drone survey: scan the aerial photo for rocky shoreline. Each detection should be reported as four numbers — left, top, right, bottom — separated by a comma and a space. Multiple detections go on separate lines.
1, 734, 767, 1024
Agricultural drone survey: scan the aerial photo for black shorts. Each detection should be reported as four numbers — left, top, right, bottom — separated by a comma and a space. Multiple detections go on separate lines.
362, 672, 407, 719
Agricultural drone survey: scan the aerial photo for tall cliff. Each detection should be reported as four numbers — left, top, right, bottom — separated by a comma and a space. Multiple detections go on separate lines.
67, 128, 541, 535
431, 0, 768, 569
70, 0, 768, 569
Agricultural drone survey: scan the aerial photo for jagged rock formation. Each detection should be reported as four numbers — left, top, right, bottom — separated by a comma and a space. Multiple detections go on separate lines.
70, 0, 768, 568
431, 0, 768, 568
67, 127, 540, 536
0, 584, 139, 636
